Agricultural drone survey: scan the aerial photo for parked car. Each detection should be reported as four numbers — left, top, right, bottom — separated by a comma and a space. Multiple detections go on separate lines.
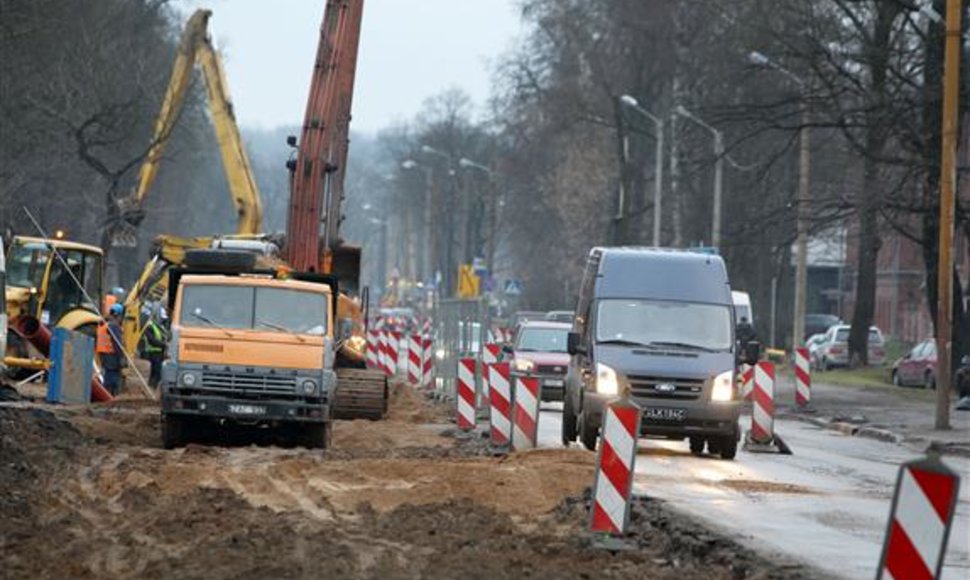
544, 310, 574, 324
892, 339, 937, 389
804, 313, 841, 341
806, 333, 827, 368
510, 321, 571, 402
815, 325, 886, 370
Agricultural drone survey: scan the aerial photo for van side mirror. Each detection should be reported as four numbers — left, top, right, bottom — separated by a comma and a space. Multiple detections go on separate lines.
567, 332, 586, 356
741, 341, 761, 365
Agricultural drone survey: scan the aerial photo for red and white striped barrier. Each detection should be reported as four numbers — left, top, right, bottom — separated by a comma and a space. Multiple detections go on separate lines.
456, 357, 477, 431
750, 362, 775, 444
388, 331, 402, 376
794, 347, 811, 407
740, 364, 754, 401
590, 399, 642, 536
378, 330, 390, 376
512, 375, 540, 450
487, 362, 512, 447
877, 454, 960, 580
421, 337, 434, 389
365, 329, 378, 369
407, 334, 422, 385
421, 318, 432, 337
481, 343, 501, 402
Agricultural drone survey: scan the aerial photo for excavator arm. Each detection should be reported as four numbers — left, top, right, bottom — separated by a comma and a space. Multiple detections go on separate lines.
114, 9, 262, 244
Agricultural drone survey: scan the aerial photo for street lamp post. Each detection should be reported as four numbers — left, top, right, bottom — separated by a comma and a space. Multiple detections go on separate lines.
420, 145, 456, 295
402, 159, 433, 284
673, 105, 724, 249
459, 158, 499, 275
749, 51, 810, 350
619, 95, 664, 247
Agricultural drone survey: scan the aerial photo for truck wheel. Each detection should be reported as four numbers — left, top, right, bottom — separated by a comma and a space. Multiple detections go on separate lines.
162, 414, 189, 449
689, 436, 705, 455
299, 423, 331, 449
579, 415, 599, 451
561, 392, 578, 446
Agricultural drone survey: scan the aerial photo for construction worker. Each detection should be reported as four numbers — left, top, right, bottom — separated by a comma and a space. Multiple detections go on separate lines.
736, 316, 758, 361
97, 304, 126, 396
141, 307, 167, 388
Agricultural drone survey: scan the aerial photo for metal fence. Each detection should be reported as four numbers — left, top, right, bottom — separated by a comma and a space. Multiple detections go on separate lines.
432, 297, 489, 400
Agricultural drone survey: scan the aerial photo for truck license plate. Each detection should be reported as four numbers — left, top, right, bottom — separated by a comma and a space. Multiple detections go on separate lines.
229, 404, 266, 416
643, 407, 686, 422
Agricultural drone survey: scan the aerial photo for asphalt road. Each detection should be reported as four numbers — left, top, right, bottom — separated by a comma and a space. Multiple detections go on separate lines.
536, 403, 970, 580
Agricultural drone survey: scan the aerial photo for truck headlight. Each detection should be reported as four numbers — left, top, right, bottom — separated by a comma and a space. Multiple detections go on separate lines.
711, 370, 734, 402
179, 372, 198, 387
595, 363, 619, 396
300, 379, 317, 395
513, 358, 535, 373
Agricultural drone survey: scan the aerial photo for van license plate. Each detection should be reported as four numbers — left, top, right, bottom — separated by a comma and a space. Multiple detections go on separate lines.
545, 379, 564, 387
229, 404, 266, 416
643, 407, 686, 422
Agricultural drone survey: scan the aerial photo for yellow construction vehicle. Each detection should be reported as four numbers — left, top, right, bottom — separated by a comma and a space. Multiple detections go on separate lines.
3, 235, 104, 373
116, 9, 267, 355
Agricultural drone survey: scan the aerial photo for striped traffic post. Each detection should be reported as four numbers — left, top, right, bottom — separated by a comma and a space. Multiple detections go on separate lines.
487, 362, 512, 448
365, 329, 378, 369
421, 337, 434, 390
512, 374, 540, 451
482, 342, 501, 403
590, 398, 642, 536
794, 347, 811, 408
407, 334, 422, 385
751, 361, 775, 444
456, 357, 477, 431
877, 454, 960, 580
740, 364, 754, 401
392, 331, 404, 376
378, 330, 390, 376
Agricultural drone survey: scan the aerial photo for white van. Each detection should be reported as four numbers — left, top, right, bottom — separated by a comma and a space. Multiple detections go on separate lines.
731, 291, 753, 324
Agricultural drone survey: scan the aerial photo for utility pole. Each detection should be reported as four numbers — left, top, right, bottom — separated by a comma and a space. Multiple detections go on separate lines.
935, 0, 962, 430
619, 95, 664, 246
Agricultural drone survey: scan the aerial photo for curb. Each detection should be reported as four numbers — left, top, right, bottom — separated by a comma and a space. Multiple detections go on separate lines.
780, 413, 907, 448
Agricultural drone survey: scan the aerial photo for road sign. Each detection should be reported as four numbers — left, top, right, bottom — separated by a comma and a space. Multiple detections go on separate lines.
504, 279, 523, 296
457, 264, 479, 298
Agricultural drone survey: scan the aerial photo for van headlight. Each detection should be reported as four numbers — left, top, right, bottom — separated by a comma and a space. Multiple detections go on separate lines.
435, 348, 446, 361
513, 358, 535, 373
595, 363, 619, 396
711, 370, 734, 402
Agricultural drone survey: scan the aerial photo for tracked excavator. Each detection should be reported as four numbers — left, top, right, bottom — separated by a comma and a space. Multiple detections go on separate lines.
283, 0, 387, 420
122, 7, 385, 420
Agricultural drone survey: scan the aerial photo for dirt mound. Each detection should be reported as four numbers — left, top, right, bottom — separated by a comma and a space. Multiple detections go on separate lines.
62, 404, 161, 447
386, 380, 451, 424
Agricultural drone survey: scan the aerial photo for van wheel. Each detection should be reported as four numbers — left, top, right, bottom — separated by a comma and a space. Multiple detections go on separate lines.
561, 393, 578, 446
718, 435, 738, 460
162, 414, 190, 449
580, 416, 599, 451
689, 436, 705, 456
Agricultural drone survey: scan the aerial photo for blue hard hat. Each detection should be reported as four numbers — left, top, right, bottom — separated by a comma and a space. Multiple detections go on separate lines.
110, 304, 124, 316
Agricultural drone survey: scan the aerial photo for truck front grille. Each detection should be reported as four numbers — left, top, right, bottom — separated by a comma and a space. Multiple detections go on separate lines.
627, 375, 705, 400
199, 370, 297, 396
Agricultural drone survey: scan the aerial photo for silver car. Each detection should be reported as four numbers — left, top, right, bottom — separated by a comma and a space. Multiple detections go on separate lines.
815, 325, 886, 370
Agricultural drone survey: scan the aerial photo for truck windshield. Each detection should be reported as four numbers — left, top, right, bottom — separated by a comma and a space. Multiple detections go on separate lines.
596, 299, 732, 351
180, 284, 328, 336
516, 328, 568, 353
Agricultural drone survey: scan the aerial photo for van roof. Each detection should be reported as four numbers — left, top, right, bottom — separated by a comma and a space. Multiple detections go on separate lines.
593, 247, 731, 304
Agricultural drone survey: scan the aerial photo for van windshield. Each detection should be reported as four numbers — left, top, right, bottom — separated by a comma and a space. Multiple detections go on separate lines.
180, 284, 327, 336
596, 299, 732, 351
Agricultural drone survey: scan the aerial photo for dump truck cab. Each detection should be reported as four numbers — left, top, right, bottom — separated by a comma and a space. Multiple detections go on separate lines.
161, 270, 336, 449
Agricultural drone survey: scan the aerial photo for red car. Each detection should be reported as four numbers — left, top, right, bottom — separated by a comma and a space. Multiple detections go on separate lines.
892, 339, 937, 389
510, 321, 571, 402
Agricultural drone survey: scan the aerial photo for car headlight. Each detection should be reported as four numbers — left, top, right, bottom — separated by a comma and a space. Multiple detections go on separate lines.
711, 370, 734, 402
435, 348, 446, 361
595, 362, 619, 396
300, 379, 317, 395
179, 372, 198, 387
513, 358, 535, 373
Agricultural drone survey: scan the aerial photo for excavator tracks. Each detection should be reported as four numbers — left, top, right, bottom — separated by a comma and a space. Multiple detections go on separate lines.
333, 368, 388, 421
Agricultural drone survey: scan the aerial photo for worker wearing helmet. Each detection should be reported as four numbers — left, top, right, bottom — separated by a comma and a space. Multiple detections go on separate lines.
97, 304, 126, 396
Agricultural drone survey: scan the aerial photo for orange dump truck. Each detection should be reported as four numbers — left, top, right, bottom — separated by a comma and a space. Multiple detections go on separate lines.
161, 269, 337, 448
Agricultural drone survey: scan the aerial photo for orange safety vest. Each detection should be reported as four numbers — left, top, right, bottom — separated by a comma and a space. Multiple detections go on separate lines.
96, 322, 116, 354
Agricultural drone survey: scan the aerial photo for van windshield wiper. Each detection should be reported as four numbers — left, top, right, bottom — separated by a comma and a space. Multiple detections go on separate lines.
598, 338, 657, 349
647, 341, 717, 353
256, 319, 307, 343
191, 312, 234, 338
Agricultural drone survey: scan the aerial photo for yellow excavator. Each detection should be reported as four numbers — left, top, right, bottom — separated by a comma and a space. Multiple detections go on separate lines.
116, 9, 266, 355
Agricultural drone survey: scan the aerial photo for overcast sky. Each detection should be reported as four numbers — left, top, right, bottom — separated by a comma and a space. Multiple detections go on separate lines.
179, 0, 523, 134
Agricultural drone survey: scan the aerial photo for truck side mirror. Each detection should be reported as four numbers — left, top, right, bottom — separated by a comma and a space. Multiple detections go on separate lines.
567, 332, 586, 356
741, 341, 761, 365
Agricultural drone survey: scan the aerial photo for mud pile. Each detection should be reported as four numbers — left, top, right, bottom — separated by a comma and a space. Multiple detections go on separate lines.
0, 384, 821, 579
